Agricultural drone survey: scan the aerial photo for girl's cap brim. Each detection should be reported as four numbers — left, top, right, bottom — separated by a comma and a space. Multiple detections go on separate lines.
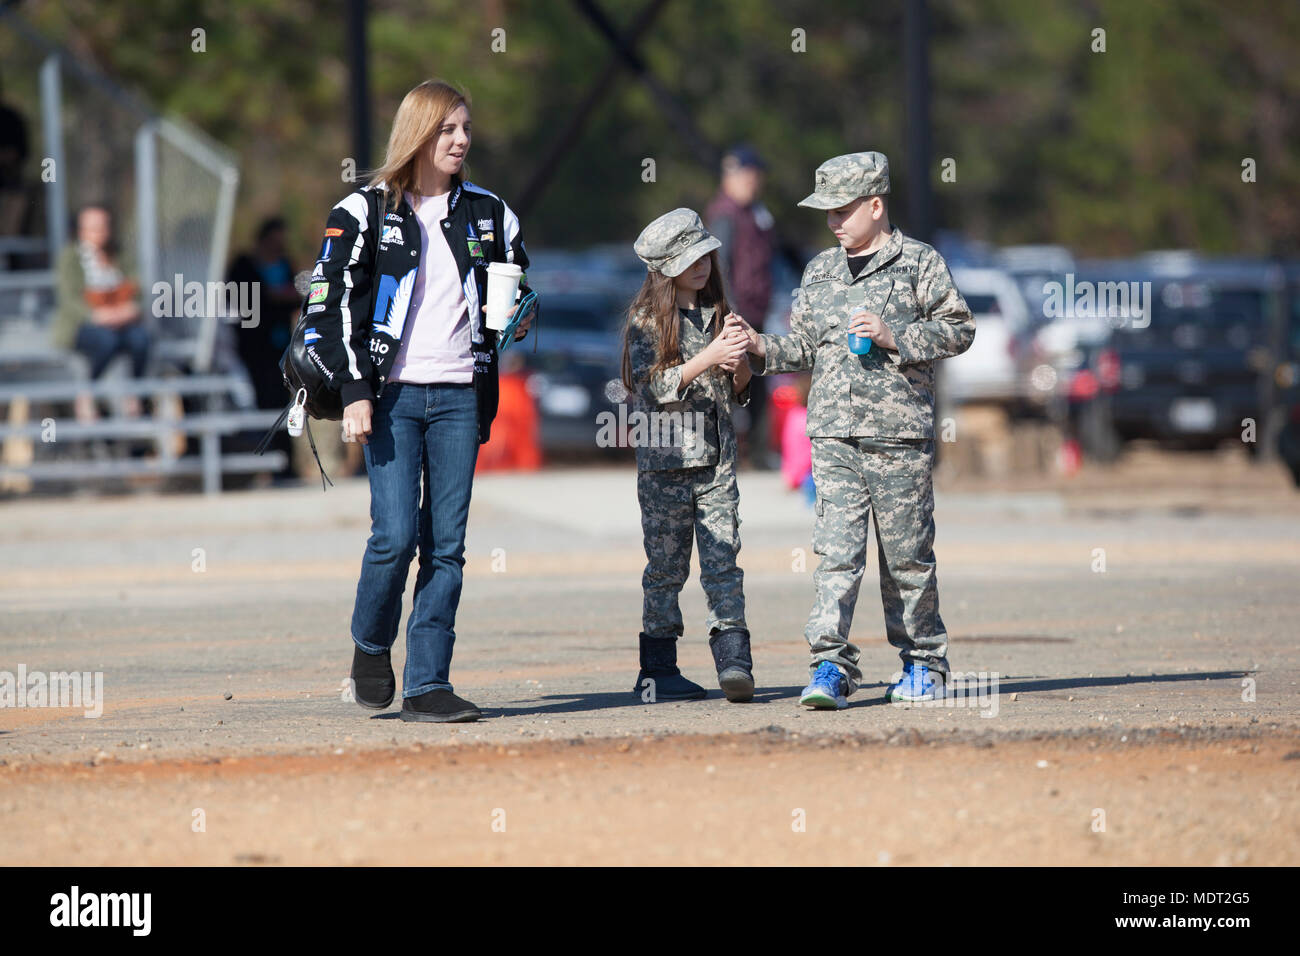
656, 235, 721, 278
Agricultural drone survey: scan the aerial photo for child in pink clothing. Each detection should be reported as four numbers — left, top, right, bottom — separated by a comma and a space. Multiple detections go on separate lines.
780, 375, 814, 504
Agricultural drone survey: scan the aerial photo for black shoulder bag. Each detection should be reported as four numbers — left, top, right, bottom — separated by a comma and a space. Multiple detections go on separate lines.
255, 191, 379, 489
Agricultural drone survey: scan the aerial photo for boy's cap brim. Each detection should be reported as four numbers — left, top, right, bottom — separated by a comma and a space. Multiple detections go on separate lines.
656, 235, 721, 277
798, 189, 869, 210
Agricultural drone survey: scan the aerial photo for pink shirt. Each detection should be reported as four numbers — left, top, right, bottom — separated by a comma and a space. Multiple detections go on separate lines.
389, 191, 474, 384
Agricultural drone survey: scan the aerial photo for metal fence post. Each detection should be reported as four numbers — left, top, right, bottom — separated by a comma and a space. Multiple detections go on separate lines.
39, 55, 66, 268
134, 121, 160, 336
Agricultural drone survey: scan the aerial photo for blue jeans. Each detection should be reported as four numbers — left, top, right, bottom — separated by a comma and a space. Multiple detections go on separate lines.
75, 320, 151, 378
351, 382, 480, 697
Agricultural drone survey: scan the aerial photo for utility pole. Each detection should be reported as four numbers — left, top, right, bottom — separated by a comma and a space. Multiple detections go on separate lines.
904, 0, 933, 242
347, 0, 371, 174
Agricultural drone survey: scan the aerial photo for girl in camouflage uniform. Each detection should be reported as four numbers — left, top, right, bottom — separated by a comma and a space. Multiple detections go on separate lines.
620, 208, 756, 702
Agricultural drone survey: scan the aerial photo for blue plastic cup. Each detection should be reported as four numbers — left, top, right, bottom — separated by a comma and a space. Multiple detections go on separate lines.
848, 331, 873, 355
848, 311, 874, 354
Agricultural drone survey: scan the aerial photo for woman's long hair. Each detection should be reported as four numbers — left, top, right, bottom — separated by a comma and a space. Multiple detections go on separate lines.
368, 79, 470, 210
620, 249, 730, 392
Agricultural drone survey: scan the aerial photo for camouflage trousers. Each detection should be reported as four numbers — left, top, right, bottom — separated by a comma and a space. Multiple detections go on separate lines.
638, 459, 746, 640
807, 437, 949, 694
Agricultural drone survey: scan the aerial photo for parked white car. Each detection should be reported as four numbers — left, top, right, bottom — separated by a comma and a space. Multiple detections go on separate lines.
944, 267, 1034, 407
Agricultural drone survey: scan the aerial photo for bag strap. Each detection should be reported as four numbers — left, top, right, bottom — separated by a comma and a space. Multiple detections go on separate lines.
253, 401, 292, 456
251, 399, 334, 491
304, 418, 334, 491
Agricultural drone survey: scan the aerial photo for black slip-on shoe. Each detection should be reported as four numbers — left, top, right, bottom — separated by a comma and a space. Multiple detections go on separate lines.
350, 645, 395, 710
399, 688, 482, 723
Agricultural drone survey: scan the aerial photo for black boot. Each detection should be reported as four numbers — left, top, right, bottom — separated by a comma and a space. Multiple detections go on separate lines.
709, 627, 754, 702
632, 633, 706, 701
351, 645, 395, 710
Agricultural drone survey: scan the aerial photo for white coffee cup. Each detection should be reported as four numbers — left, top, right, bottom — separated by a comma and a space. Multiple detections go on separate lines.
485, 262, 524, 331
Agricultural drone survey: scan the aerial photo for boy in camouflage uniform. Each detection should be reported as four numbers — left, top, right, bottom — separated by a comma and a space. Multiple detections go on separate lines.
623, 208, 756, 703
742, 152, 974, 706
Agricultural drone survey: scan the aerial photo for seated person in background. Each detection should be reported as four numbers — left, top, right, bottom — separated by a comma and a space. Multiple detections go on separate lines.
52, 203, 150, 422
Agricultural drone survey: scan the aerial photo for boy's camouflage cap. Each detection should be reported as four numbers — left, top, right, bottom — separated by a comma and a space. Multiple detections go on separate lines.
634, 207, 721, 278
798, 151, 890, 209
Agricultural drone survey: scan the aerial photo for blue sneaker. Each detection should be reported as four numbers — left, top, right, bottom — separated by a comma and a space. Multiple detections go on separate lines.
887, 662, 944, 702
800, 662, 848, 710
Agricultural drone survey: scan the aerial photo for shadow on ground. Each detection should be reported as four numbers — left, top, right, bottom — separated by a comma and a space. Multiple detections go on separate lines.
362, 670, 1250, 718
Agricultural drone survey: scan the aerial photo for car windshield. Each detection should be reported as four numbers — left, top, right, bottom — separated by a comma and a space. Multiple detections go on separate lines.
963, 293, 1002, 316
541, 303, 622, 332
1117, 282, 1270, 348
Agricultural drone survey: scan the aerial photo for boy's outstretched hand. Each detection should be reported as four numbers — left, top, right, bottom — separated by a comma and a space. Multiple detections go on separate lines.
725, 312, 762, 355
717, 314, 753, 394
704, 321, 749, 372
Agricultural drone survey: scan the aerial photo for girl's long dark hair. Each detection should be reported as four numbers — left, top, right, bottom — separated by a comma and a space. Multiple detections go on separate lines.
620, 249, 730, 392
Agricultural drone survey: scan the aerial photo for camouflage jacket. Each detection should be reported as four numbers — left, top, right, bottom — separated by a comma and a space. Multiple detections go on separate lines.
752, 228, 974, 438
625, 304, 751, 471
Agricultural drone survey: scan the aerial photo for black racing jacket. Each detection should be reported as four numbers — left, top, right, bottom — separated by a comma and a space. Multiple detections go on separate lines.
301, 177, 530, 443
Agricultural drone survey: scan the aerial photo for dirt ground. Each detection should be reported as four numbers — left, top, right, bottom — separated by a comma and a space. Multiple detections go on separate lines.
2, 728, 1296, 866
3, 446, 1299, 866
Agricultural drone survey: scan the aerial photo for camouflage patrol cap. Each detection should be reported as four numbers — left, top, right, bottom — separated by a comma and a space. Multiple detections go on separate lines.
634, 207, 721, 278
797, 151, 890, 209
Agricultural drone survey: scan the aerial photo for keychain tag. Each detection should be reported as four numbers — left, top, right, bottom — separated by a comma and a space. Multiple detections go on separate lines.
287, 388, 307, 437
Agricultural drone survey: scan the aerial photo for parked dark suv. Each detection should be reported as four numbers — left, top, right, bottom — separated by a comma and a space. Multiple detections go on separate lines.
514, 274, 629, 457
1064, 257, 1284, 462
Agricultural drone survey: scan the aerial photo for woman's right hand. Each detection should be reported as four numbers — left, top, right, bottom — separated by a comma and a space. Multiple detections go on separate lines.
342, 399, 373, 445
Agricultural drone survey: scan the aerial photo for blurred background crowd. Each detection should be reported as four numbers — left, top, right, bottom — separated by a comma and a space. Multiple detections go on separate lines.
1, 0, 1298, 496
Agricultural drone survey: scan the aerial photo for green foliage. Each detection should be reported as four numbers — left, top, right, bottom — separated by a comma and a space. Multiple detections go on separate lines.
12, 0, 1300, 261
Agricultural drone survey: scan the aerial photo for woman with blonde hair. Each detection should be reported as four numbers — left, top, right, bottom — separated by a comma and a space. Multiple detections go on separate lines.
306, 79, 532, 722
